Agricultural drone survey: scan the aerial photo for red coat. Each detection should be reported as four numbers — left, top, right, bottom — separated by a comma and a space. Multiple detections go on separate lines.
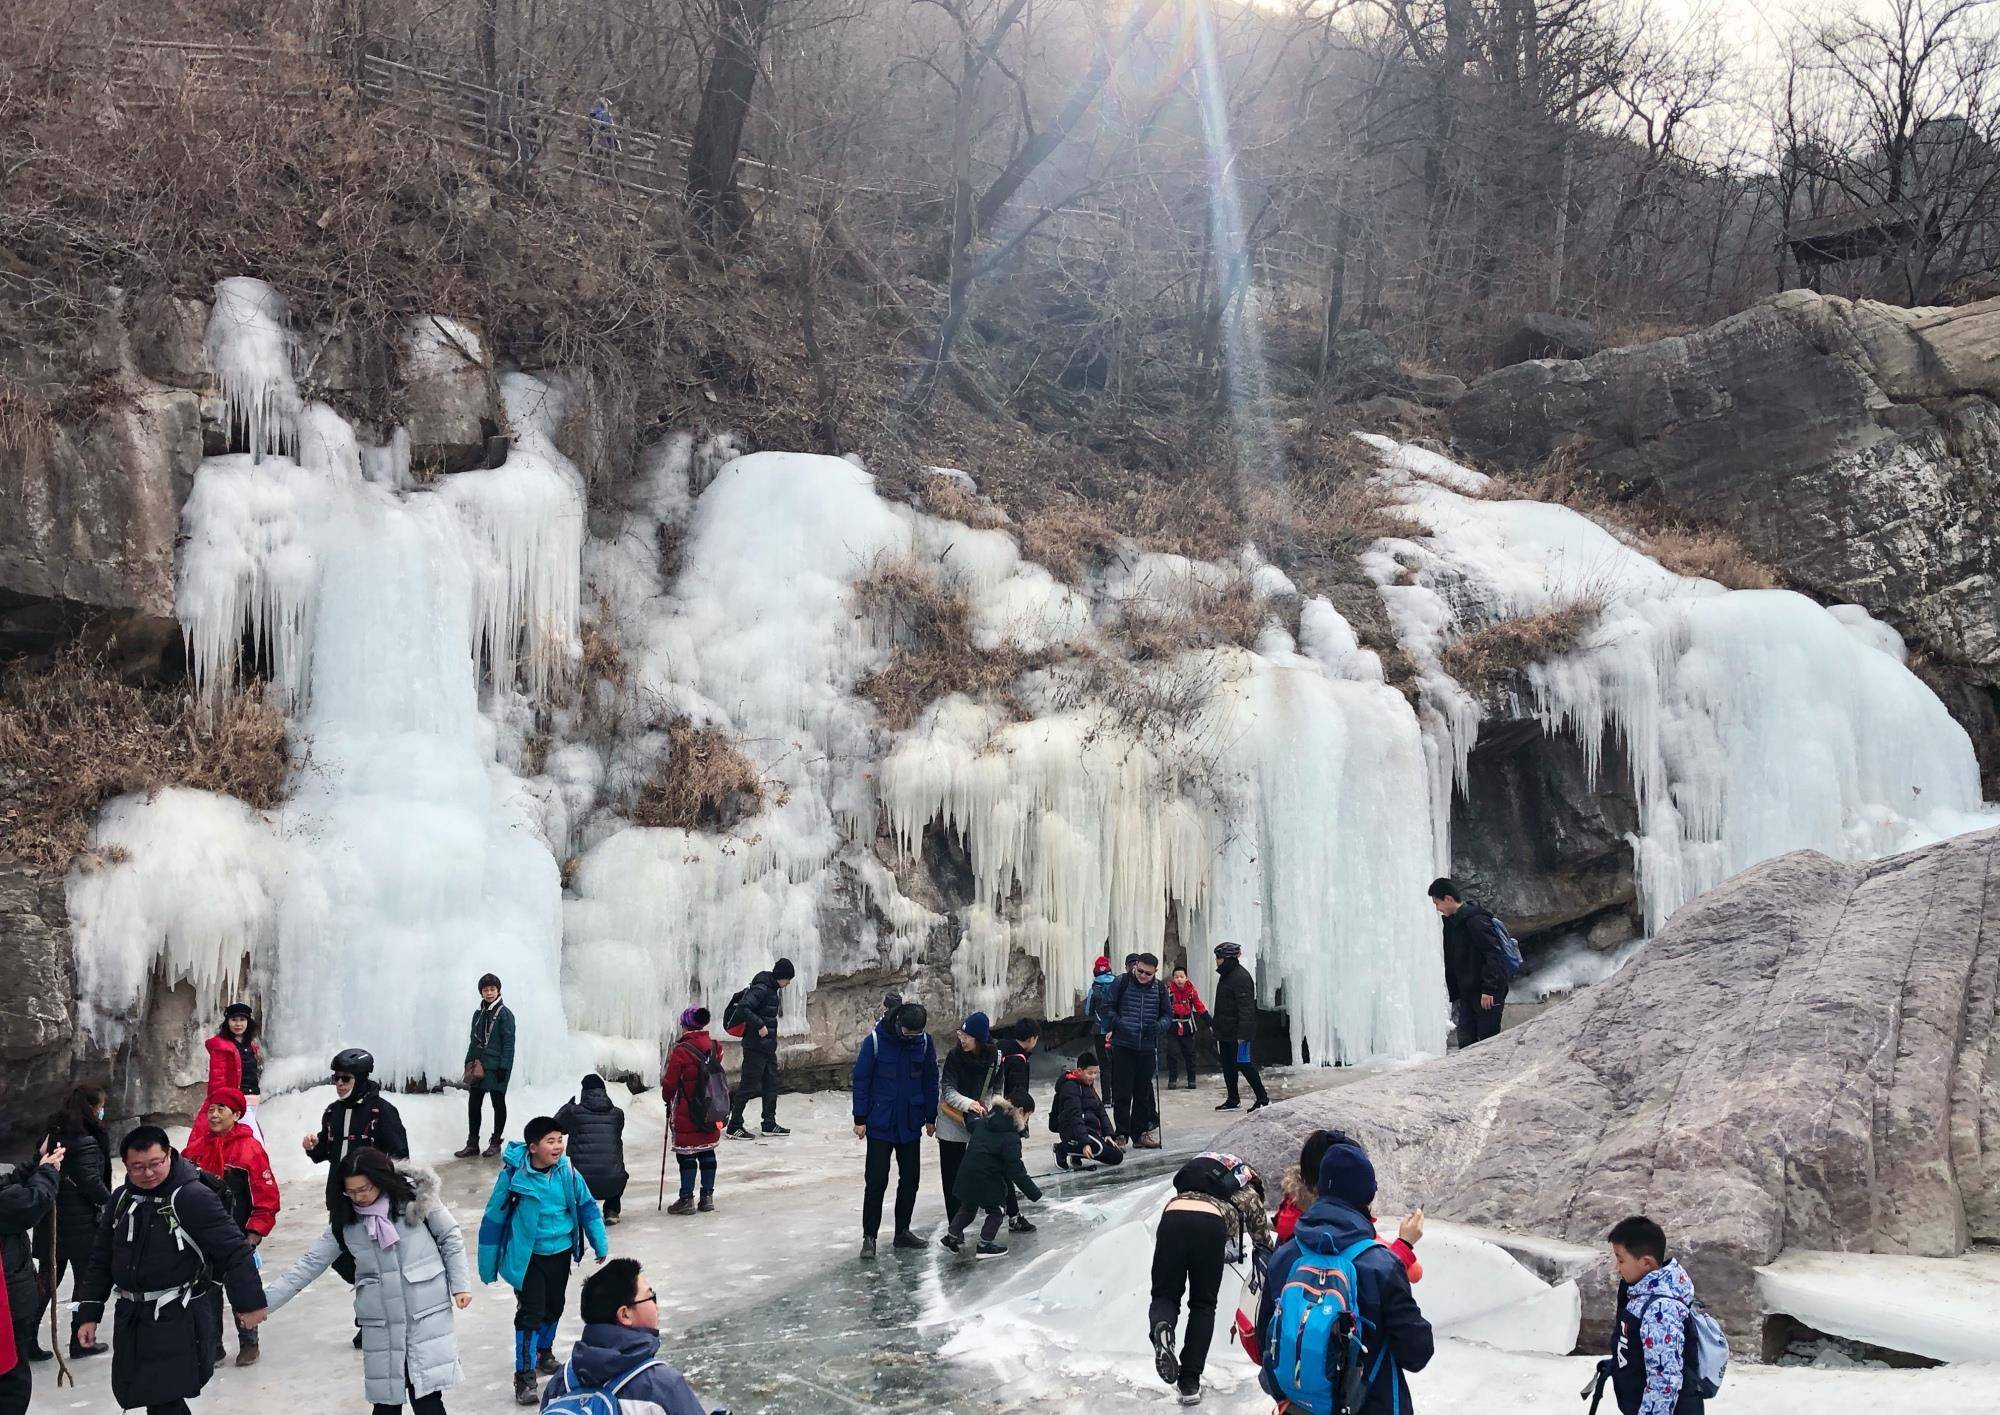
1168, 978, 1208, 1022
0, 1250, 14, 1377
663, 1030, 724, 1152
182, 1121, 281, 1237
205, 1034, 261, 1094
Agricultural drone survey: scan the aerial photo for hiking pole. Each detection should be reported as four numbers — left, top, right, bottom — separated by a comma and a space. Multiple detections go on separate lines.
658, 1124, 669, 1212
46, 1222, 73, 1388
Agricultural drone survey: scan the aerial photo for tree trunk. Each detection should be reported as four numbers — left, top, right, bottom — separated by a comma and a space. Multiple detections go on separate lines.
477, 0, 500, 147
687, 0, 776, 242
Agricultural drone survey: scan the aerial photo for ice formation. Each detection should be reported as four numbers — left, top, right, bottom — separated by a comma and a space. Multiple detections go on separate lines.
72, 279, 584, 1090
1362, 435, 1995, 932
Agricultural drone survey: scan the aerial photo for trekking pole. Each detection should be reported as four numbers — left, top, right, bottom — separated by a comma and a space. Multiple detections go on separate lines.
658, 1122, 669, 1212
46, 1221, 73, 1388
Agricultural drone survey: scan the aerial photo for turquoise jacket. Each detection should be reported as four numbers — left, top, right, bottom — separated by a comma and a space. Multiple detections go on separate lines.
476, 1142, 608, 1290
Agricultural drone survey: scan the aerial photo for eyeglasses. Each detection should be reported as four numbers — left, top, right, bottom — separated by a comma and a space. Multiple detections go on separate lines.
631, 1291, 659, 1308
127, 1156, 170, 1175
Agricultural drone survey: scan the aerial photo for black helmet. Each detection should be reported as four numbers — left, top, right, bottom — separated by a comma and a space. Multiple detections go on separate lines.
896, 1002, 929, 1036
1213, 941, 1242, 960
330, 1048, 375, 1080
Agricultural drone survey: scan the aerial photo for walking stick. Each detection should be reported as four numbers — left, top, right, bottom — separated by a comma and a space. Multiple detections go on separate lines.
46, 1221, 74, 1388
658, 1120, 669, 1211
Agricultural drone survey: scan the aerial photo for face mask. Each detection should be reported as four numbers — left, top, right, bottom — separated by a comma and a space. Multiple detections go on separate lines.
96, 1108, 105, 1120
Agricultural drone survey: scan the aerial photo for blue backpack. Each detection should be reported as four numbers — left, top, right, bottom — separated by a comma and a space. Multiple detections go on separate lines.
545, 1356, 662, 1415
1487, 914, 1524, 979
1266, 1234, 1389, 1415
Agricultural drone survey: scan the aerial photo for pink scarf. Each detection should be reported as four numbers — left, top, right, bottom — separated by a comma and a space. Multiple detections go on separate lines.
354, 1195, 400, 1250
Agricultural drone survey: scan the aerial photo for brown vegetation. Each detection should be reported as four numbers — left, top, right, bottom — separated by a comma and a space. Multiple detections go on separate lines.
850, 557, 1037, 729
630, 718, 765, 830
0, 646, 288, 871
1439, 598, 1606, 685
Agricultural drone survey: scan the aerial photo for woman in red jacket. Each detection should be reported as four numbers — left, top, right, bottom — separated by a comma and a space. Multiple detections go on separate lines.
182, 1087, 280, 1367
205, 1003, 264, 1140
662, 1007, 725, 1215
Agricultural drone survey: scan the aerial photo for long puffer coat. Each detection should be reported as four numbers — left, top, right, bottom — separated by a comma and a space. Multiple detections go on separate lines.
465, 1000, 516, 1093
554, 1074, 627, 1202
263, 1163, 471, 1406
46, 1117, 113, 1257
1211, 957, 1257, 1041
663, 1029, 726, 1153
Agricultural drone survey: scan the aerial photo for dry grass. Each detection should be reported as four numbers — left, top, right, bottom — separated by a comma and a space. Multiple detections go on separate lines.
918, 473, 1012, 532
850, 557, 1036, 728
630, 718, 765, 831
0, 646, 289, 871
1439, 598, 1606, 685
1118, 579, 1265, 660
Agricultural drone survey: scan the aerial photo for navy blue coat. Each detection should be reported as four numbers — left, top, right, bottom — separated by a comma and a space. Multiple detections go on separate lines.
1256, 1195, 1434, 1415
851, 1019, 938, 1143
1107, 972, 1169, 1051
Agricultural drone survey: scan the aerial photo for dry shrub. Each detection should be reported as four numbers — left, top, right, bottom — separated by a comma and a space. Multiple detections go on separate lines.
1049, 647, 1226, 748
1119, 579, 1264, 660
630, 718, 764, 830
919, 473, 1011, 532
0, 646, 288, 870
851, 557, 1033, 728
1645, 528, 1779, 590
1440, 598, 1605, 685
1018, 501, 1116, 586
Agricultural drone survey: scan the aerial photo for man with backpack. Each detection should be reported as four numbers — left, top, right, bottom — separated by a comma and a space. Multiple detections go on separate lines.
1599, 1215, 1724, 1415
1148, 1152, 1274, 1406
1429, 878, 1519, 1047
1256, 1134, 1431, 1415
850, 999, 938, 1260
539, 1258, 712, 1415
74, 1125, 268, 1414
1106, 953, 1170, 1147
724, 958, 795, 1139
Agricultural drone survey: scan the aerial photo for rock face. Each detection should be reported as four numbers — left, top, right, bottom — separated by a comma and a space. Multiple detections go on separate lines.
1217, 829, 2000, 1352
1451, 292, 2000, 773
0, 855, 78, 1144
1492, 311, 1598, 366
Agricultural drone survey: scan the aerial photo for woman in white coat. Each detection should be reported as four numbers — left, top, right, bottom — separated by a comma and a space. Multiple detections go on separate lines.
263, 1150, 473, 1414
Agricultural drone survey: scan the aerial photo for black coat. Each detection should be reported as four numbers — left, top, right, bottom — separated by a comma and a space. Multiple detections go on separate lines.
75, 1155, 266, 1408
37, 1117, 112, 1277
1052, 1072, 1111, 1147
737, 971, 783, 1056
953, 1112, 1043, 1211
556, 1075, 627, 1200
0, 1161, 58, 1323
308, 1081, 411, 1205
995, 1039, 1034, 1112
1443, 900, 1510, 1003
1211, 959, 1257, 1040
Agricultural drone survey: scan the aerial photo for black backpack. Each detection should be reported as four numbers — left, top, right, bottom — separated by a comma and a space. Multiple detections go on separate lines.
1173, 1152, 1254, 1203
678, 1041, 732, 1130
722, 988, 751, 1038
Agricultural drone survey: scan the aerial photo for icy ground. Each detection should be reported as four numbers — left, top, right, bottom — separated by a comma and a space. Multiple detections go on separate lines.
38, 1072, 2000, 1415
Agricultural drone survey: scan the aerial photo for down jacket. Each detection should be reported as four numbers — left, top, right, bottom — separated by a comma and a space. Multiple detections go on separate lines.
182, 1120, 281, 1237
1051, 1070, 1112, 1148
1106, 971, 1169, 1051
205, 1032, 261, 1096
0, 1162, 57, 1326
952, 1111, 1044, 1211
264, 1163, 471, 1407
663, 1030, 725, 1153
734, 971, 784, 1057
39, 1114, 112, 1273
541, 1322, 709, 1414
850, 1017, 938, 1144
1211, 957, 1257, 1040
554, 1075, 627, 1202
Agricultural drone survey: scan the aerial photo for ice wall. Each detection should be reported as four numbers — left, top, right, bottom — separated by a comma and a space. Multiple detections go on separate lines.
71, 280, 584, 1091
1362, 435, 1995, 932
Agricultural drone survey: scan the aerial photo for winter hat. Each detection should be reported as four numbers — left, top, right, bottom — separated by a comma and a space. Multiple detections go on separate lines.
1093, 956, 1112, 976
1316, 1139, 1378, 1210
773, 957, 797, 981
206, 1086, 246, 1117
961, 1012, 991, 1045
223, 1002, 254, 1020
679, 1005, 711, 1029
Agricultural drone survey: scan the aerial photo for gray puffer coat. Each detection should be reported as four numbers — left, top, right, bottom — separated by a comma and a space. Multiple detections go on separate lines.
263, 1163, 470, 1405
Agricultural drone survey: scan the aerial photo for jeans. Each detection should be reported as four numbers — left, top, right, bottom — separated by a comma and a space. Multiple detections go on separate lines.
1455, 997, 1504, 1046
675, 1150, 717, 1199
861, 1138, 921, 1238
1217, 1037, 1268, 1106
731, 1050, 779, 1129
468, 1088, 507, 1141
1151, 1207, 1228, 1384
1110, 1046, 1159, 1137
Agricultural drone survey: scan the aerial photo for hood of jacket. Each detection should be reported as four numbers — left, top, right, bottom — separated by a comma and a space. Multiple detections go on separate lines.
1292, 1193, 1378, 1253
576, 1074, 615, 1111
499, 1141, 574, 1193
674, 1029, 716, 1053
395, 1161, 445, 1225
567, 1321, 664, 1388
972, 1108, 1024, 1140
1625, 1259, 1696, 1318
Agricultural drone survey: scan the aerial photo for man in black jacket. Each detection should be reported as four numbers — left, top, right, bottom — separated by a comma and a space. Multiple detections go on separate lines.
75, 1127, 267, 1415
726, 957, 795, 1139
1210, 941, 1268, 1111
0, 1142, 61, 1409
1430, 878, 1509, 1047
300, 1047, 410, 1210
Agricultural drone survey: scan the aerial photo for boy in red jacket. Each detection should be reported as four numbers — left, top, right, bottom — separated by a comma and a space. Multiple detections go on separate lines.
1164, 966, 1207, 1090
183, 1087, 279, 1366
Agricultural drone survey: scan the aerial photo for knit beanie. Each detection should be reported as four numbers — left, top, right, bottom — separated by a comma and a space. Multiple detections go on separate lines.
679, 1005, 710, 1029
206, 1086, 246, 1117
1093, 955, 1112, 976
961, 1012, 991, 1045
883, 991, 904, 1013
773, 958, 796, 981
1316, 1139, 1378, 1210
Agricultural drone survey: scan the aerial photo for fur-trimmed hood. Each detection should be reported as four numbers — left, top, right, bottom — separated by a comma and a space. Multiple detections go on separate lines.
395, 1160, 446, 1225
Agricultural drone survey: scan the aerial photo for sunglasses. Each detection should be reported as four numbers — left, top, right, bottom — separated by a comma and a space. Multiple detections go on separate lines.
332, 1074, 356, 1084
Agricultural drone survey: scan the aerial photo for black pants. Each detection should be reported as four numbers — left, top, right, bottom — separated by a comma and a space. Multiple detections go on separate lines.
730, 1050, 779, 1129
1097, 1034, 1118, 1110
145, 1406, 192, 1415
36, 1221, 97, 1337
938, 1138, 1018, 1216
1110, 1047, 1159, 1137
1164, 1023, 1199, 1084
468, 1088, 508, 1140
1217, 1036, 1268, 1106
514, 1251, 572, 1332
1057, 1135, 1125, 1166
1150, 1207, 1228, 1384
947, 1201, 1005, 1244
1455, 997, 1505, 1046
862, 1138, 921, 1238
675, 1151, 717, 1199
0, 1321, 32, 1415
373, 1383, 448, 1415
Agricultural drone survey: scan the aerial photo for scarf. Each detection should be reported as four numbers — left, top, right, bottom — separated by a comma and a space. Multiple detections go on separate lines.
355, 1195, 400, 1250
474, 997, 503, 1047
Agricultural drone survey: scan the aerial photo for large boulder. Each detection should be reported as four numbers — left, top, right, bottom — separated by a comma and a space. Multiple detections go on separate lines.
1492, 311, 1599, 366
1218, 829, 2000, 1353
400, 315, 499, 474
0, 856, 78, 1145
1451, 292, 2000, 773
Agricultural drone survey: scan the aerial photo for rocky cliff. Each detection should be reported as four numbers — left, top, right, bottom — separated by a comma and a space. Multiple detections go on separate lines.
1217, 828, 2000, 1352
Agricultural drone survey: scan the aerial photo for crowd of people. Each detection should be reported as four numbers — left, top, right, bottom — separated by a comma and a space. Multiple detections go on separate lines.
0, 886, 1709, 1415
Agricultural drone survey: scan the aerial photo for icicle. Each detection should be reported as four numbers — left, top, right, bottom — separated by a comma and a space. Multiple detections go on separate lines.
205, 278, 301, 463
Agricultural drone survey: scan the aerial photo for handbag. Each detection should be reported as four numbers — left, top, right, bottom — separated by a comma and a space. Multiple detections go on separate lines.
464, 1060, 486, 1084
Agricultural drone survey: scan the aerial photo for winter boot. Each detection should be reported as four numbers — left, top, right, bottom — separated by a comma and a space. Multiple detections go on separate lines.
1053, 1145, 1072, 1170
536, 1348, 560, 1376
1008, 1213, 1036, 1234
1136, 1130, 1162, 1149
1177, 1377, 1203, 1405
1214, 1100, 1240, 1111
453, 1137, 481, 1159
235, 1339, 261, 1367
483, 1135, 504, 1157
859, 1235, 878, 1260
1151, 1319, 1181, 1385
892, 1229, 927, 1251
514, 1370, 539, 1406
667, 1196, 697, 1216
697, 1194, 715, 1212
938, 1231, 964, 1253
974, 1239, 1008, 1257
761, 1121, 791, 1136
1186, 1078, 1198, 1090
725, 1124, 756, 1141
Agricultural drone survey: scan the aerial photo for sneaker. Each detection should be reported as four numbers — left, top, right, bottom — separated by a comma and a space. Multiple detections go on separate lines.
514, 1370, 539, 1406
974, 1240, 1008, 1257
892, 1230, 926, 1251
453, 1140, 481, 1159
667, 1196, 697, 1216
536, 1349, 560, 1376
1246, 1099, 1269, 1113
1007, 1213, 1037, 1234
725, 1124, 756, 1140
1178, 1377, 1203, 1405
697, 1195, 715, 1212
859, 1236, 877, 1260
938, 1231, 964, 1253
1186, 1079, 1198, 1091
761, 1122, 791, 1136
605, 1212, 622, 1226
1151, 1320, 1181, 1385
1136, 1130, 1162, 1149
1053, 1146, 1072, 1170
482, 1136, 504, 1158
1214, 1100, 1240, 1111
235, 1343, 261, 1367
